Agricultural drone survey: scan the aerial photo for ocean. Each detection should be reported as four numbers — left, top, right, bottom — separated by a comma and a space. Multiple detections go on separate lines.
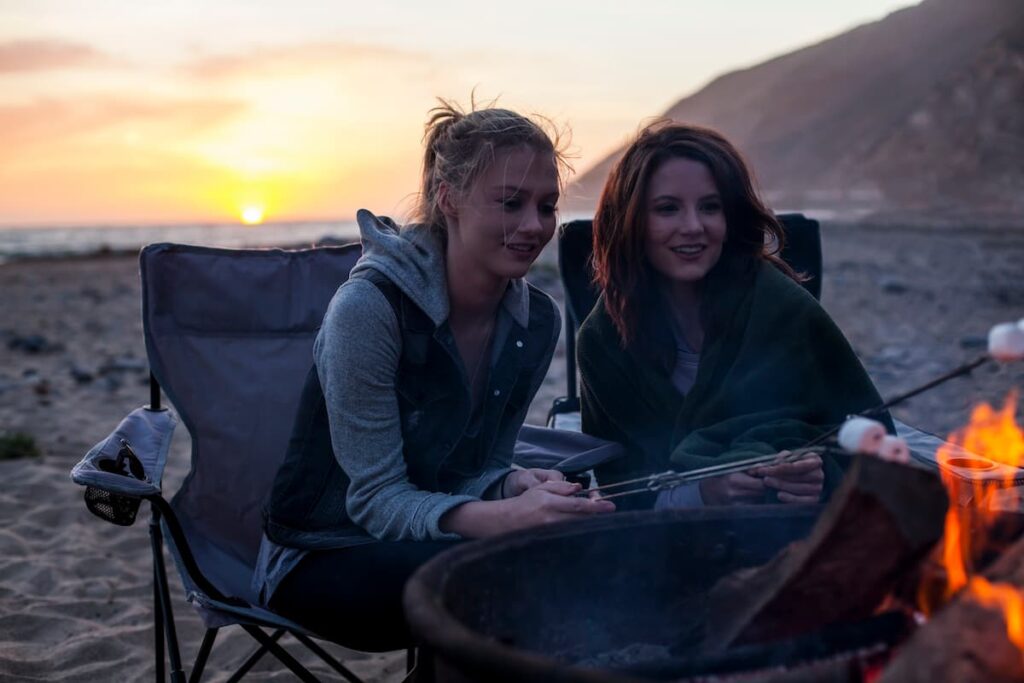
0, 220, 362, 263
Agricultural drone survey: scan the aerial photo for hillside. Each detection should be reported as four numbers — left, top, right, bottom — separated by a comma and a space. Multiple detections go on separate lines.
567, 0, 1024, 225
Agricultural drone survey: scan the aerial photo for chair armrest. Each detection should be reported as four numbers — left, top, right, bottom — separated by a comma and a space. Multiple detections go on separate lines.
513, 424, 625, 475
71, 406, 177, 498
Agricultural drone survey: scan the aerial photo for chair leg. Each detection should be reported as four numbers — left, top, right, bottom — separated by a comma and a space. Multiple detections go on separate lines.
150, 506, 186, 683
224, 629, 284, 683
241, 625, 320, 683
153, 560, 165, 683
290, 631, 364, 683
187, 628, 218, 683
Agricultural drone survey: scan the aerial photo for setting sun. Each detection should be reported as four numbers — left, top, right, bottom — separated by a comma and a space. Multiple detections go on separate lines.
240, 206, 265, 225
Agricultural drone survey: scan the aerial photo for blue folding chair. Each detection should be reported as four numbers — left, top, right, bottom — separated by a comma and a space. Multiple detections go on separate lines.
68, 239, 624, 681
71, 242, 382, 682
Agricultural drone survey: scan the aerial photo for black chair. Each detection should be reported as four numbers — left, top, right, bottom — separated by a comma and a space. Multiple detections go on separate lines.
549, 214, 822, 425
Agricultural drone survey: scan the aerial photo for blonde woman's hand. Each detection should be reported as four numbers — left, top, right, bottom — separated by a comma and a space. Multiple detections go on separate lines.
503, 480, 615, 529
502, 468, 565, 498
440, 480, 615, 538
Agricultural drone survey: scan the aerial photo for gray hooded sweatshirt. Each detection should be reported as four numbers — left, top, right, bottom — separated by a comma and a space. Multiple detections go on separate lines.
254, 209, 559, 602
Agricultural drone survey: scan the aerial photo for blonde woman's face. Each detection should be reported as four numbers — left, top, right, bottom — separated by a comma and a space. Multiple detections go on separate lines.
448, 145, 559, 280
643, 157, 726, 286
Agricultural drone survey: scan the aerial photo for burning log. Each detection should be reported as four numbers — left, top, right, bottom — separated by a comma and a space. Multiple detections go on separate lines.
703, 454, 948, 652
879, 533, 1024, 683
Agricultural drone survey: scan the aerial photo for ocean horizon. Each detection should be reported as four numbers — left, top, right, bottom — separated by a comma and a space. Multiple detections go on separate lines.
0, 219, 362, 263
0, 210, 604, 263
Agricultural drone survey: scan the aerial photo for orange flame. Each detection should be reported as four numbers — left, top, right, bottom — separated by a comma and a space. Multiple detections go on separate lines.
919, 390, 1024, 651
968, 577, 1024, 651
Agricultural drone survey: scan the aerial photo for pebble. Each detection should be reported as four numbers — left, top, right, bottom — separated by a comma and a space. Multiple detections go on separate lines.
101, 375, 122, 392
69, 365, 94, 384
7, 334, 64, 354
880, 277, 908, 295
99, 356, 147, 374
959, 335, 988, 350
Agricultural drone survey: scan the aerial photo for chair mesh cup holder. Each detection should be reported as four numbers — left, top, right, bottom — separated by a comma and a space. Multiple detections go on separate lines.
85, 438, 147, 526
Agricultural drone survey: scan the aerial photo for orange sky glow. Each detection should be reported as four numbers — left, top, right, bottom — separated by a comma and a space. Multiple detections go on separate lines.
0, 0, 915, 227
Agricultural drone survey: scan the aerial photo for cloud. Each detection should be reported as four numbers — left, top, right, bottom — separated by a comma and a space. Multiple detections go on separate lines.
0, 95, 247, 153
181, 41, 424, 81
0, 39, 112, 74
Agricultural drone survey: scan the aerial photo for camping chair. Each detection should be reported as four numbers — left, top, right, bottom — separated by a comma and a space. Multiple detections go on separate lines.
68, 239, 623, 681
71, 242, 387, 683
548, 213, 823, 429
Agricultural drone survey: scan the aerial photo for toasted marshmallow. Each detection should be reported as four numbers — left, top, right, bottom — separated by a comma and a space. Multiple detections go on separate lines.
988, 323, 1024, 362
878, 435, 911, 464
838, 417, 887, 455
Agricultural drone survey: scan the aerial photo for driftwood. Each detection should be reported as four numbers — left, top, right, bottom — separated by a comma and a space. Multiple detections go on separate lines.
703, 454, 948, 652
879, 528, 1024, 683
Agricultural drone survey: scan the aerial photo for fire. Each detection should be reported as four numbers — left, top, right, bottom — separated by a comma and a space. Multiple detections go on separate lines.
919, 390, 1024, 653
930, 390, 1024, 599
968, 576, 1024, 651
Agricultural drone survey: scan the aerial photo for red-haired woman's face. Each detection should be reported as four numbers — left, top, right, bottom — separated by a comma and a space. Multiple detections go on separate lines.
643, 157, 726, 287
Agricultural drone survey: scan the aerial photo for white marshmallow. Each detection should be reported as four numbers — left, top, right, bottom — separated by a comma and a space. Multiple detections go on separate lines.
837, 417, 887, 455
878, 435, 911, 464
988, 323, 1024, 362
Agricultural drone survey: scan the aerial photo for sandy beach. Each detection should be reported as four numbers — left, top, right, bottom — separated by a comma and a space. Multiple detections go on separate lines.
1, 223, 1022, 681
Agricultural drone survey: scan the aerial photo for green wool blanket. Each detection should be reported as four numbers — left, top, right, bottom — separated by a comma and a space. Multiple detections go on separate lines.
578, 261, 893, 509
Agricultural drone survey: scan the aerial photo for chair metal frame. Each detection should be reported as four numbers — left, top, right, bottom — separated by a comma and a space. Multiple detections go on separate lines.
75, 239, 419, 683
140, 377, 391, 683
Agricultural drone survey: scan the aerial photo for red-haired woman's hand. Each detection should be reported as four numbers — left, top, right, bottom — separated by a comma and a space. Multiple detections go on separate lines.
753, 452, 824, 504
698, 472, 767, 505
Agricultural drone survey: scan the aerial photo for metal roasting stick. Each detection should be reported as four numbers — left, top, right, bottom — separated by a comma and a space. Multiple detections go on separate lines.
574, 448, 822, 499
588, 448, 834, 501
575, 354, 993, 501
801, 353, 991, 450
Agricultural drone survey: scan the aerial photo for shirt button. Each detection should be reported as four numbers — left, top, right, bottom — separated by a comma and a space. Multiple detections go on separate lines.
515, 340, 524, 348
493, 389, 501, 396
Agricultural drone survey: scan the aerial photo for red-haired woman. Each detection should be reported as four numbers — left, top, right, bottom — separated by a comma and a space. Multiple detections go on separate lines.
578, 121, 891, 510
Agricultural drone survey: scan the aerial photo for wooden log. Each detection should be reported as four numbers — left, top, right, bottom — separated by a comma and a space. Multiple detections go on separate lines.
879, 527, 1024, 683
703, 454, 948, 652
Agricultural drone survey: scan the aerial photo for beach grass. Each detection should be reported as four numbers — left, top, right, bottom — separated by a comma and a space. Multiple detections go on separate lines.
0, 431, 41, 460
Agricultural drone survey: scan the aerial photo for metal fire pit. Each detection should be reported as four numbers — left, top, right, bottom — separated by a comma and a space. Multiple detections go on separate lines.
404, 507, 909, 683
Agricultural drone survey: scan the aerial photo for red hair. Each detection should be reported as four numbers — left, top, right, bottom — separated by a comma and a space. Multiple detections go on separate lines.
591, 121, 799, 352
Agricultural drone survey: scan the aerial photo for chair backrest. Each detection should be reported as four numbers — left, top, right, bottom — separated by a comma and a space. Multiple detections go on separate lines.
557, 214, 822, 401
141, 242, 361, 602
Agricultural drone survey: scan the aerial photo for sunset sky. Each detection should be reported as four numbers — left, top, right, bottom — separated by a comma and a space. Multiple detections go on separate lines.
1, 0, 916, 227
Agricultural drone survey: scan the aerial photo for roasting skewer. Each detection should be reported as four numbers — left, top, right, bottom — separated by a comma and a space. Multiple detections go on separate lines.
573, 447, 827, 500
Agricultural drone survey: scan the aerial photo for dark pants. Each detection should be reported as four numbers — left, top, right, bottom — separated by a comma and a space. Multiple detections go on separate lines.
269, 540, 459, 652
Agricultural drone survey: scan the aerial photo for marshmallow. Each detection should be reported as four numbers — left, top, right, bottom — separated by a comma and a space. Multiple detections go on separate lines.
878, 435, 911, 464
988, 323, 1024, 362
837, 417, 887, 455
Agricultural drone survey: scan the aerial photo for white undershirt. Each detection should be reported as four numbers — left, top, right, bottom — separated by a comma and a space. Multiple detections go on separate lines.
654, 324, 705, 509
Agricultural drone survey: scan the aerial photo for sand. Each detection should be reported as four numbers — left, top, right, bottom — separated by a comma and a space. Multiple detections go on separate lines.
1, 223, 1022, 681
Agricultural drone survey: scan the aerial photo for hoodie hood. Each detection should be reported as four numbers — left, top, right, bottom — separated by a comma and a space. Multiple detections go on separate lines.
350, 209, 450, 326
349, 208, 531, 328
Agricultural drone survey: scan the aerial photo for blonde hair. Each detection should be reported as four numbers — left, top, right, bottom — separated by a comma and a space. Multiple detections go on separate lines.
415, 98, 571, 232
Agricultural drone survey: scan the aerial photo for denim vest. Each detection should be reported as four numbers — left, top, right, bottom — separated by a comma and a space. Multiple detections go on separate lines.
263, 269, 558, 549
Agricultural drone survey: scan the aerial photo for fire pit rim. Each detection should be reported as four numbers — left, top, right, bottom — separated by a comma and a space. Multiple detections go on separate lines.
403, 505, 822, 683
